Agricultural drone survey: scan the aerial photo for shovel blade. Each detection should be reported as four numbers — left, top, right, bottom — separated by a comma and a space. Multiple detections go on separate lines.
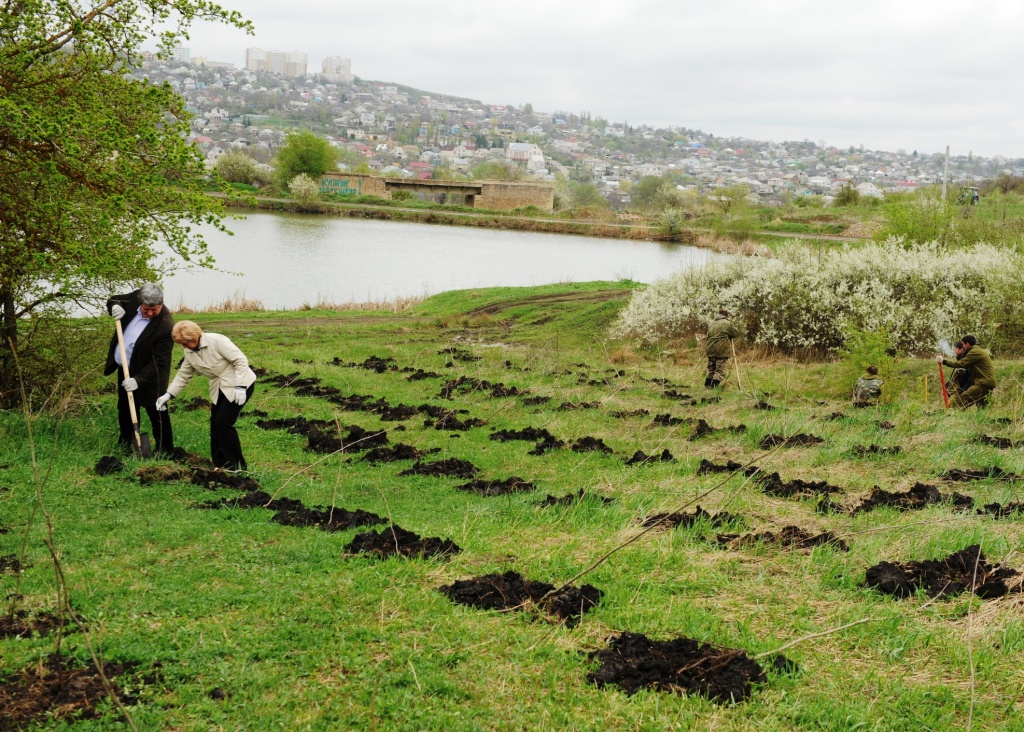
133, 431, 154, 458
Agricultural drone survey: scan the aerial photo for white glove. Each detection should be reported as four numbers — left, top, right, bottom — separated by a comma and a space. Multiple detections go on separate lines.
155, 393, 171, 411
111, 304, 126, 320
233, 387, 247, 406
122, 377, 138, 392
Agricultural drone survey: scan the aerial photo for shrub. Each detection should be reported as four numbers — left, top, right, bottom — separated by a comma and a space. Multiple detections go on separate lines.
611, 240, 1024, 355
288, 174, 322, 211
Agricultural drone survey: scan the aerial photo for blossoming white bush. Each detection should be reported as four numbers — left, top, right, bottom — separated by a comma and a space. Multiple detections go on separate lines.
611, 239, 1024, 354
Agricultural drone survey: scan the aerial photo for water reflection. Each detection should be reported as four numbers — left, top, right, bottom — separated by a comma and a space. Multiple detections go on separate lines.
162, 210, 717, 311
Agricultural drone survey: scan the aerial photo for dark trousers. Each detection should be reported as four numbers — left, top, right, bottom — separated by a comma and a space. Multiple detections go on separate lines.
210, 384, 255, 470
117, 385, 174, 453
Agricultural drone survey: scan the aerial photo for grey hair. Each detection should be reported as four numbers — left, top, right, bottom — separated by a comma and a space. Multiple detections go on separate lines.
139, 283, 164, 306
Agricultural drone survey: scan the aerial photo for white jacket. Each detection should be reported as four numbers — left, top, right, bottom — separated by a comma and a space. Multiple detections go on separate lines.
167, 332, 257, 404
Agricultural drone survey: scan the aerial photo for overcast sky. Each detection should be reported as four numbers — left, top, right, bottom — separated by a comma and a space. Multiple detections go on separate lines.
179, 0, 1024, 158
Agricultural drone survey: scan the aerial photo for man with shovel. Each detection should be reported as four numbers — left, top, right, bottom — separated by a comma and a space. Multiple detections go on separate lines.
104, 283, 175, 454
936, 334, 996, 408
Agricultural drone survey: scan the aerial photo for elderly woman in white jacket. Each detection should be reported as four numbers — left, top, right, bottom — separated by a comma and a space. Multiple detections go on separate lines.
155, 321, 257, 471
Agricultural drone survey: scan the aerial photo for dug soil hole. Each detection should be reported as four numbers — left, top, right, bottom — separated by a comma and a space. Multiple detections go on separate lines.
439, 571, 601, 625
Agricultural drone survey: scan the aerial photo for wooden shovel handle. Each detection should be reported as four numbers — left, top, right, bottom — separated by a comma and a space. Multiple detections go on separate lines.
115, 319, 144, 448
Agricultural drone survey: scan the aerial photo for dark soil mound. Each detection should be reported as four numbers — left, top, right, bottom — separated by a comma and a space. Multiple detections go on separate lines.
571, 436, 613, 454
663, 390, 697, 404
195, 491, 303, 512
824, 412, 847, 421
135, 464, 192, 486
0, 554, 22, 574
360, 444, 426, 464
347, 355, 399, 373
438, 347, 481, 362
344, 525, 460, 559
624, 449, 674, 465
94, 456, 124, 476
406, 369, 441, 381
521, 395, 551, 406
557, 401, 601, 411
610, 409, 650, 418
539, 490, 614, 507
379, 404, 420, 421
941, 467, 1021, 482
424, 410, 486, 431
305, 425, 388, 454
0, 654, 140, 728
439, 571, 602, 625
754, 401, 777, 411
652, 413, 691, 427
528, 435, 566, 455
0, 610, 66, 639
166, 447, 214, 469
190, 468, 262, 492
757, 472, 843, 499
981, 502, 1024, 518
851, 483, 942, 514
178, 395, 210, 411
850, 444, 902, 456
865, 545, 1018, 599
440, 376, 528, 399
399, 458, 480, 479
272, 506, 386, 532
689, 419, 747, 441
718, 525, 849, 552
696, 459, 761, 477
255, 416, 334, 433
877, 421, 896, 430
642, 506, 741, 530
759, 433, 824, 449
994, 417, 1013, 425
815, 496, 847, 515
587, 631, 782, 702
456, 477, 537, 496
490, 427, 557, 443
975, 434, 1020, 449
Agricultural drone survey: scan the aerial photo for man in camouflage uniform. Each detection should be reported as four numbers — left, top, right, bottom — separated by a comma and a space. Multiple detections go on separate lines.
853, 365, 883, 407
704, 308, 739, 389
937, 334, 996, 408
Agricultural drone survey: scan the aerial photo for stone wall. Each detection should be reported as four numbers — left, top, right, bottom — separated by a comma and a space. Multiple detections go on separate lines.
320, 173, 555, 213
319, 173, 386, 197
477, 181, 555, 212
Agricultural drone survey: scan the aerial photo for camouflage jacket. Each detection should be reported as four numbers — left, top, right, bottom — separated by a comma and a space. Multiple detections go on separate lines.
853, 376, 883, 402
705, 314, 739, 359
942, 346, 996, 389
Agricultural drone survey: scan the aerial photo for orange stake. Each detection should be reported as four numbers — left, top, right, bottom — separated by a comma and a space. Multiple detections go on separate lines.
938, 362, 950, 409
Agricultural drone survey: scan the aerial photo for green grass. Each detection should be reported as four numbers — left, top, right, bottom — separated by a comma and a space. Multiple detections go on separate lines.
4, 284, 1024, 730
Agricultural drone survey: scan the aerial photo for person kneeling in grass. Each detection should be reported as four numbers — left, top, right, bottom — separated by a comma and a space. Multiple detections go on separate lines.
156, 321, 257, 471
936, 334, 996, 408
853, 365, 883, 407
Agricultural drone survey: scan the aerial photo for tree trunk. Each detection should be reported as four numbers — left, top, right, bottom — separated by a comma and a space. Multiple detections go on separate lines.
0, 283, 19, 408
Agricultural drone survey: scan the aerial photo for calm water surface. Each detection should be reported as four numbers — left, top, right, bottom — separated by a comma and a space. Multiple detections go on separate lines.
162, 211, 718, 310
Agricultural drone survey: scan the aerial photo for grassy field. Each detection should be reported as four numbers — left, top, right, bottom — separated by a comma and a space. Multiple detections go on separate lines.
3, 282, 1024, 730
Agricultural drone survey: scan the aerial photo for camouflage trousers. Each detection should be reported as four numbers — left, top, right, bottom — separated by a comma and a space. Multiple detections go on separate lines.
706, 357, 730, 386
951, 384, 993, 409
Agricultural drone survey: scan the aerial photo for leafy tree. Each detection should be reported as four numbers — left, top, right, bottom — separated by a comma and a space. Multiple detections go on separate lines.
705, 185, 751, 216
216, 151, 273, 187
335, 146, 370, 169
833, 184, 861, 207
630, 176, 668, 210
0, 0, 250, 406
471, 161, 528, 181
288, 174, 322, 211
522, 103, 534, 114
274, 131, 340, 190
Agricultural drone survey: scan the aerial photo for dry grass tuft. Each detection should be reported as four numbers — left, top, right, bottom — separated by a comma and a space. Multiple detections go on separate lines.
693, 233, 772, 257
300, 294, 425, 313
175, 291, 265, 314
608, 346, 638, 364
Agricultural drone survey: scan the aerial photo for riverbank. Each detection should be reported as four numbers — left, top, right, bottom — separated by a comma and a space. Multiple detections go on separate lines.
219, 193, 862, 251
2, 282, 1022, 729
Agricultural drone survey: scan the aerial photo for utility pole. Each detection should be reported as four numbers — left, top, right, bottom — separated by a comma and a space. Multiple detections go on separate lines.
941, 145, 949, 201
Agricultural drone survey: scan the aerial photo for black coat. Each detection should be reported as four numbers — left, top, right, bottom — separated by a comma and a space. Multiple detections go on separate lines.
104, 290, 175, 405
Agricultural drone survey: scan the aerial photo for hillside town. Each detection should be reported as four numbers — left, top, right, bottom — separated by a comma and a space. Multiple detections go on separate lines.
143, 48, 1024, 207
